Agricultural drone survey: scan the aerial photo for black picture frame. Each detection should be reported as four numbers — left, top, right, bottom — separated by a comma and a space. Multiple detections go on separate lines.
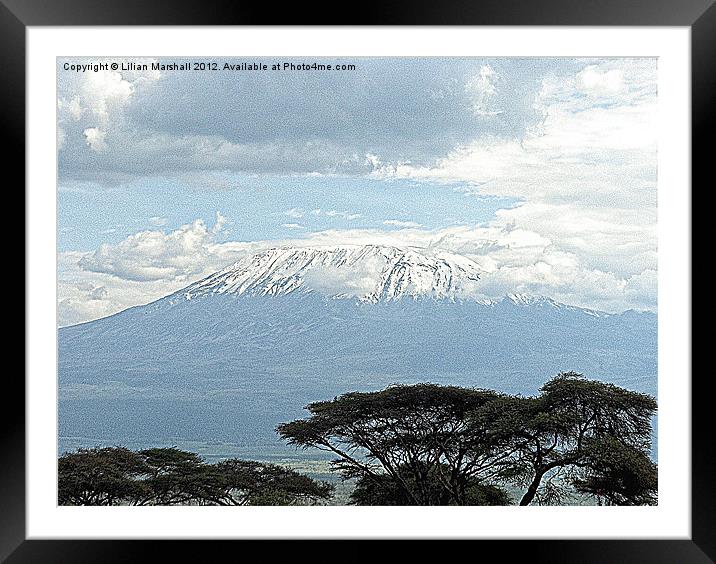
5, 0, 707, 560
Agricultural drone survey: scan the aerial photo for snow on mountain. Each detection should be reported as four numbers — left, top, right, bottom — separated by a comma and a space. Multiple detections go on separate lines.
172, 245, 607, 314
58, 244, 655, 452
505, 293, 609, 317
178, 245, 484, 303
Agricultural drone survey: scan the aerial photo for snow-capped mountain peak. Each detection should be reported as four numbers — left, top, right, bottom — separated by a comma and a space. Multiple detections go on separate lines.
180, 244, 483, 303
506, 292, 609, 317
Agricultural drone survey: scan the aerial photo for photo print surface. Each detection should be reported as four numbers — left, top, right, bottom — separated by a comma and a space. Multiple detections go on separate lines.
57, 57, 658, 507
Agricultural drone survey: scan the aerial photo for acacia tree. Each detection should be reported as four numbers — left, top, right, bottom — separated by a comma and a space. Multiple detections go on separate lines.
133, 447, 210, 505
277, 384, 514, 506
485, 373, 658, 506
277, 374, 658, 506
58, 447, 149, 506
58, 447, 333, 506
206, 459, 334, 506
570, 437, 658, 506
350, 464, 512, 506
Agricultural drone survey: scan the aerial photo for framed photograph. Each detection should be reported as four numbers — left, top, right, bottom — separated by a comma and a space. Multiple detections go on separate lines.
9, 0, 707, 560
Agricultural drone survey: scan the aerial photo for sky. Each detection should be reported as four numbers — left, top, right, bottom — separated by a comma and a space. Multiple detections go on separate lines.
57, 57, 658, 326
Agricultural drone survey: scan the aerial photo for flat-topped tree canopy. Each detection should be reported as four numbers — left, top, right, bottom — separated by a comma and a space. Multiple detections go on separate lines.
278, 373, 658, 506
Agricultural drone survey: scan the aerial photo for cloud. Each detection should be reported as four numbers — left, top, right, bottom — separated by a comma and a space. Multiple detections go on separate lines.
303, 256, 386, 298
78, 212, 240, 282
58, 95, 83, 120
211, 211, 230, 235
297, 223, 656, 313
325, 210, 362, 220
83, 127, 107, 152
57, 281, 111, 324
89, 285, 109, 300
57, 69, 138, 154
284, 208, 304, 218
57, 59, 162, 173
464, 64, 502, 116
372, 59, 657, 286
75, 69, 134, 117
61, 214, 658, 326
58, 58, 659, 324
57, 58, 561, 183
493, 203, 656, 278
58, 252, 205, 327
148, 216, 167, 227
575, 65, 624, 96
383, 220, 423, 228
57, 127, 66, 150
59, 296, 118, 327
311, 209, 363, 220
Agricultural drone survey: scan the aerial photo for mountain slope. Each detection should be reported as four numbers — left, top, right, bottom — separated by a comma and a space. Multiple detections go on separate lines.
58, 245, 657, 451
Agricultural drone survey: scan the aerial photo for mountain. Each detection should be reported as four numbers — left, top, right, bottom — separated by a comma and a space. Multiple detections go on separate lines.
58, 245, 657, 453
179, 245, 484, 302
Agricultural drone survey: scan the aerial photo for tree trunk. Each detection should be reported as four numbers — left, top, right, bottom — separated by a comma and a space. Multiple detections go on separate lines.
519, 470, 545, 506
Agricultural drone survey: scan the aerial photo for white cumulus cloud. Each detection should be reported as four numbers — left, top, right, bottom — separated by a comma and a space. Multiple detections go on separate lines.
465, 64, 502, 116
576, 65, 625, 96
303, 256, 387, 298
78, 212, 239, 282
83, 127, 107, 152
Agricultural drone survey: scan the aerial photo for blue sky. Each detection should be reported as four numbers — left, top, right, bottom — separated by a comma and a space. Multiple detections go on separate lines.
59, 175, 516, 252
57, 57, 658, 326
